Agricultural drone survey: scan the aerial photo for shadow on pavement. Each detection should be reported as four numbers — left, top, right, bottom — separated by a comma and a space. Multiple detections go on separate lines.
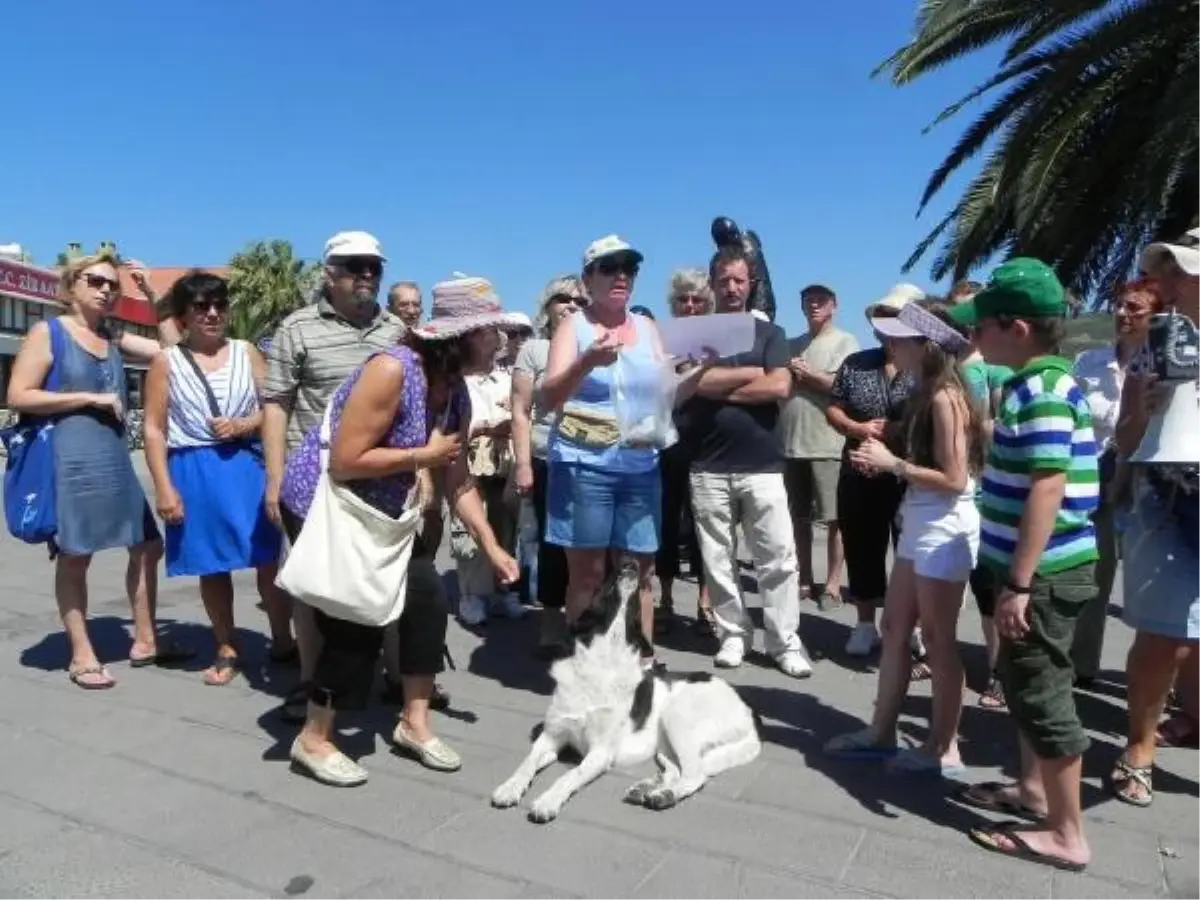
737, 682, 986, 830
19, 614, 295, 699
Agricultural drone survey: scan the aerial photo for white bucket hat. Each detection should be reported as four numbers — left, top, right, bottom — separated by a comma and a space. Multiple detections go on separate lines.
864, 283, 926, 320
1141, 227, 1200, 278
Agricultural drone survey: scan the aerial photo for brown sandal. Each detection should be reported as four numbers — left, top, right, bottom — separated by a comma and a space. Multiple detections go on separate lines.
979, 674, 1006, 709
203, 655, 240, 686
68, 664, 115, 690
1109, 757, 1153, 807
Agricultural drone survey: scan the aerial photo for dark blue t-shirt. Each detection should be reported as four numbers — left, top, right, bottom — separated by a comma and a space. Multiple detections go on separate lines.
676, 318, 789, 474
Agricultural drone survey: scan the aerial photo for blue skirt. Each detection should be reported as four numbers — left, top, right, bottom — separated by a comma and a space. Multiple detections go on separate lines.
165, 444, 281, 577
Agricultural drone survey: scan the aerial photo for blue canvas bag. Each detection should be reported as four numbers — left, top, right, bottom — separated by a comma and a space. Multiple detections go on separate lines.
2, 318, 66, 544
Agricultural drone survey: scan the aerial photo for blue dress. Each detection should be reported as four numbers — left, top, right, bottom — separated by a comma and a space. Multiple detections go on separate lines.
52, 322, 159, 556
162, 341, 280, 577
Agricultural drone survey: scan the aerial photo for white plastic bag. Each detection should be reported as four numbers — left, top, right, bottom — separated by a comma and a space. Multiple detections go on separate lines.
611, 354, 678, 449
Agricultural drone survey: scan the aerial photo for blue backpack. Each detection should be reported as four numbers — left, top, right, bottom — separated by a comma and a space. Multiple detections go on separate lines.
2, 318, 65, 545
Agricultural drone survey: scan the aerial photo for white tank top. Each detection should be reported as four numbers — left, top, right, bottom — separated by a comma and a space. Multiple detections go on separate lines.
167, 340, 259, 449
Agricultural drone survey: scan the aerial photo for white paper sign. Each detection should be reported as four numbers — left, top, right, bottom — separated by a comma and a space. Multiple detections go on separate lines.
658, 312, 757, 360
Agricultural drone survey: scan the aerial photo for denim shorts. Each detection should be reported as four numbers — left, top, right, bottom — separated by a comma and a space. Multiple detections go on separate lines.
546, 461, 661, 554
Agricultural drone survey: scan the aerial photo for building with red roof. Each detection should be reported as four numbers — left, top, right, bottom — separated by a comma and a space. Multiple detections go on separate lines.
0, 249, 227, 407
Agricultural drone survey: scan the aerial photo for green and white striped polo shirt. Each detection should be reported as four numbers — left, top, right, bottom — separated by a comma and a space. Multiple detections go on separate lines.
979, 356, 1100, 575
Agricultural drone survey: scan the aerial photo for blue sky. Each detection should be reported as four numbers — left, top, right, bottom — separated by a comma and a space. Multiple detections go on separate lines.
5, 0, 1001, 344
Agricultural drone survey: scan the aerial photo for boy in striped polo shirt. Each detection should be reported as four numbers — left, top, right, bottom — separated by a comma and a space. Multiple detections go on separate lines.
949, 259, 1099, 873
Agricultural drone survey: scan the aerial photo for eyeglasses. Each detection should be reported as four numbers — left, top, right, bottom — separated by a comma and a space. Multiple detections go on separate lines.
82, 273, 120, 292
675, 294, 706, 306
191, 297, 230, 314
594, 258, 640, 278
337, 257, 384, 279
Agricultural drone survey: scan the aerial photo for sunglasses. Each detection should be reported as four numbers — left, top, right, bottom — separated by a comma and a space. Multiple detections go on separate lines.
676, 294, 706, 305
549, 294, 579, 306
594, 258, 640, 278
82, 273, 120, 292
337, 257, 384, 279
191, 297, 230, 314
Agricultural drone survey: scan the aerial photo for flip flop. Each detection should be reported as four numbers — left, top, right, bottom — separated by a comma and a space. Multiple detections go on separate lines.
885, 748, 966, 778
130, 639, 195, 668
68, 664, 115, 690
824, 728, 899, 760
202, 655, 240, 687
968, 821, 1087, 872
954, 781, 1046, 822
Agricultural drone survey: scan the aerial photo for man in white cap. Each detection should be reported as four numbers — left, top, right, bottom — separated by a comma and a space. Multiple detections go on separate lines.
262, 231, 447, 719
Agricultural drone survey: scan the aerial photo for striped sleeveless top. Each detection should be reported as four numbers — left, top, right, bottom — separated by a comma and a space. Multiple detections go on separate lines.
167, 340, 260, 449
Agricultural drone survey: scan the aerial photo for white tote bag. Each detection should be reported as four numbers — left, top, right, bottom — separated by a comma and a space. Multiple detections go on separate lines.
275, 403, 423, 628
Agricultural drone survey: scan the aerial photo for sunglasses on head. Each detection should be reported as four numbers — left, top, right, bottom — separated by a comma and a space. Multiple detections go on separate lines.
82, 273, 120, 292
593, 257, 640, 278
337, 256, 384, 278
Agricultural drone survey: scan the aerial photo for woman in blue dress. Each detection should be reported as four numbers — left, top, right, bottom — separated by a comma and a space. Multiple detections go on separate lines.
6, 249, 191, 689
142, 271, 292, 686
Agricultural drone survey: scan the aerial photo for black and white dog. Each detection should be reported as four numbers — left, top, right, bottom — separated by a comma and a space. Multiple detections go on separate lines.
491, 559, 761, 823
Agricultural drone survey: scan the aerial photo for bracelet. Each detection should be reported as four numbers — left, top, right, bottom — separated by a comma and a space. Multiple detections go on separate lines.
1004, 579, 1032, 595
891, 459, 908, 479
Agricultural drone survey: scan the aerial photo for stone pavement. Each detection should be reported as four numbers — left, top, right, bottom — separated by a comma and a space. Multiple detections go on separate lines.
0, 458, 1194, 898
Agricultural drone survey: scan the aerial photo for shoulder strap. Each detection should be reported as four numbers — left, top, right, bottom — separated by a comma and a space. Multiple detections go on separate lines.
45, 318, 65, 392
176, 345, 223, 418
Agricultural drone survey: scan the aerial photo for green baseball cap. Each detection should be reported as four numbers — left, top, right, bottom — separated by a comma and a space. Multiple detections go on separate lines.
948, 257, 1065, 328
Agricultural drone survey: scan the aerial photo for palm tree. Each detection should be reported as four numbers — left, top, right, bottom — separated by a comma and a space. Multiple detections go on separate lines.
879, 0, 1198, 308
226, 240, 321, 343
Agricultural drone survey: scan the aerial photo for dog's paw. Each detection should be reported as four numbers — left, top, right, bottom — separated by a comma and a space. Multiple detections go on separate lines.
643, 787, 678, 811
623, 778, 658, 806
527, 796, 561, 824
490, 780, 525, 809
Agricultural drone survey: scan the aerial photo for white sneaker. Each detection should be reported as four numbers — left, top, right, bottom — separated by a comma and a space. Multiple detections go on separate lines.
775, 649, 813, 679
491, 592, 529, 620
714, 636, 746, 669
910, 627, 927, 658
459, 594, 488, 626
845, 623, 881, 657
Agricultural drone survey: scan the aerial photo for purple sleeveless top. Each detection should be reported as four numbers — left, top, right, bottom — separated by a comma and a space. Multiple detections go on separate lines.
279, 344, 469, 519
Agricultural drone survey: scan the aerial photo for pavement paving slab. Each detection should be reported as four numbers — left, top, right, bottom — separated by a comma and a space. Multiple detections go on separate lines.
0, 456, 1193, 897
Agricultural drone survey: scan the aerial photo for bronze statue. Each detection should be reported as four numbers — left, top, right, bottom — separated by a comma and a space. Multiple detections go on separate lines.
710, 216, 777, 322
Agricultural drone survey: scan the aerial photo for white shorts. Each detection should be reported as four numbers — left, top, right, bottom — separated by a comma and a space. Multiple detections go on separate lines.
896, 491, 980, 583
